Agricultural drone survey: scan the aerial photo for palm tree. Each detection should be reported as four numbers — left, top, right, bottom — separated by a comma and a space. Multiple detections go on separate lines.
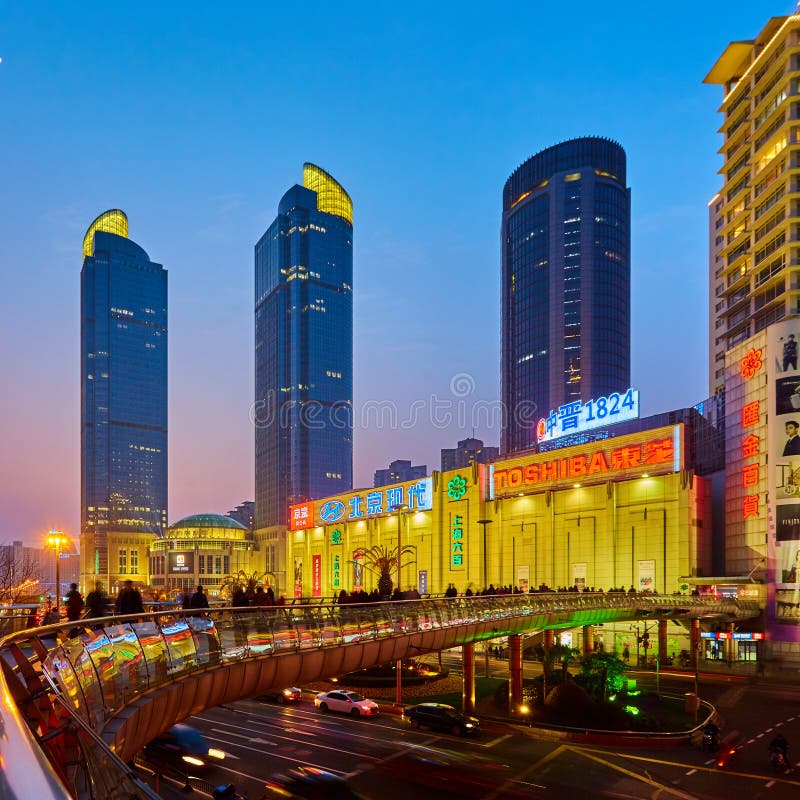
359, 544, 415, 597
219, 569, 276, 599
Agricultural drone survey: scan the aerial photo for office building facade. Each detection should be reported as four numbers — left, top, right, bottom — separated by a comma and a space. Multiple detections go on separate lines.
254, 164, 353, 529
501, 137, 631, 454
80, 210, 167, 587
706, 13, 800, 395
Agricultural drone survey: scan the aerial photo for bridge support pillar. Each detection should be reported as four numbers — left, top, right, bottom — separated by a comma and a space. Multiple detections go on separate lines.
508, 634, 523, 713
690, 618, 700, 670
658, 619, 668, 662
462, 642, 476, 714
582, 625, 592, 656
544, 629, 554, 650
726, 622, 735, 665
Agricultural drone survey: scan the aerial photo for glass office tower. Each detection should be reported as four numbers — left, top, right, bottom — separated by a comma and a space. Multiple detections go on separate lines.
254, 164, 353, 529
81, 210, 167, 577
501, 137, 631, 454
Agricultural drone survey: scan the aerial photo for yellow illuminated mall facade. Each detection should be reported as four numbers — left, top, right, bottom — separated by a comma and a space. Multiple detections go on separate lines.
286, 424, 711, 599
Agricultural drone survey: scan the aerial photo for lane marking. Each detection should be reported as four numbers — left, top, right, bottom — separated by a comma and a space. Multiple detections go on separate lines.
212, 728, 277, 747
482, 734, 512, 748
766, 780, 775, 788
757, 733, 765, 738
766, 728, 773, 733
748, 739, 756, 744
569, 748, 697, 800
686, 769, 697, 775
704, 758, 715, 765
480, 745, 567, 800
776, 723, 783, 727
789, 717, 796, 722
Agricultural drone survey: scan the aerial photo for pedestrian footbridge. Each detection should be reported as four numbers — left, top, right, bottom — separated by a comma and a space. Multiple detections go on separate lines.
0, 593, 758, 800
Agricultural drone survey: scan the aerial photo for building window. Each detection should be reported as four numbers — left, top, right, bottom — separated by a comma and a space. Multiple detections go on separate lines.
118, 549, 127, 575
215, 556, 222, 575
130, 548, 138, 574
224, 556, 230, 575
199, 555, 205, 574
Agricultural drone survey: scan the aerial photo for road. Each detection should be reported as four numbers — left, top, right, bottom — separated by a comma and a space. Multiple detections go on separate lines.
137, 671, 800, 800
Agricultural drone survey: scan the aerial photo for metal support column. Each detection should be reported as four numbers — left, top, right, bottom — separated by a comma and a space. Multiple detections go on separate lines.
658, 619, 668, 662
462, 642, 476, 715
690, 618, 700, 670
509, 634, 523, 713
582, 625, 592, 656
544, 629, 554, 650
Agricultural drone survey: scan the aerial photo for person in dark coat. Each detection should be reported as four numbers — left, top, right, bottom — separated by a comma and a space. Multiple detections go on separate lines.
85, 582, 110, 618
115, 580, 144, 615
190, 585, 209, 609
231, 587, 250, 607
65, 583, 84, 622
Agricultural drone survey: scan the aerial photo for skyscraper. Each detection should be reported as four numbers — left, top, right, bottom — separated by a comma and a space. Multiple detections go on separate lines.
501, 137, 631, 454
705, 12, 798, 395
254, 164, 353, 529
81, 210, 167, 584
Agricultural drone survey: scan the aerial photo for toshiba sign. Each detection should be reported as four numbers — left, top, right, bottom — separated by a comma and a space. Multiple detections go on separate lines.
491, 424, 683, 498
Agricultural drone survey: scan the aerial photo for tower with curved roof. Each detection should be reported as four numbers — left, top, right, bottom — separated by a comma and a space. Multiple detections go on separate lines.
254, 164, 354, 529
80, 210, 167, 586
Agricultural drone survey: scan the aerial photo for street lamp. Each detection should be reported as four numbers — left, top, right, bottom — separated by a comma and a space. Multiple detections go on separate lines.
47, 529, 69, 612
477, 519, 493, 590
390, 504, 408, 592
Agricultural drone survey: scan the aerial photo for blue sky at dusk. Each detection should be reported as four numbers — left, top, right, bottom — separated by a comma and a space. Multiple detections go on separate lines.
0, 1, 785, 543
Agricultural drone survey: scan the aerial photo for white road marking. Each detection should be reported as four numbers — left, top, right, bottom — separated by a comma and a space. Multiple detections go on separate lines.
213, 729, 277, 747
788, 717, 795, 721
757, 733, 765, 738
686, 769, 697, 775
775, 722, 783, 727
205, 734, 348, 775
766, 728, 773, 732
513, 779, 548, 789
765, 780, 775, 788
748, 739, 756, 744
704, 758, 715, 765
483, 734, 512, 748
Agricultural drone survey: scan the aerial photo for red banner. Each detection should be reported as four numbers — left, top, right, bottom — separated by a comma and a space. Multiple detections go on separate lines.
312, 554, 322, 598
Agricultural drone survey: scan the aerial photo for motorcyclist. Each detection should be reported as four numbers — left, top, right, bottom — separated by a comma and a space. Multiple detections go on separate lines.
769, 732, 788, 756
702, 721, 720, 751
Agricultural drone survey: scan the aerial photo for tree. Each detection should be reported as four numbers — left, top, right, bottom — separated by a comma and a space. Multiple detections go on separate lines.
0, 544, 41, 604
358, 544, 415, 597
219, 569, 276, 599
577, 651, 627, 702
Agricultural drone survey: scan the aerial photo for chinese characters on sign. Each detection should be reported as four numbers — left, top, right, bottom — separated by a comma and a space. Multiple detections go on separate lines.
451, 514, 464, 569
289, 502, 314, 529
312, 554, 321, 598
742, 400, 760, 520
536, 388, 639, 443
332, 553, 341, 590
292, 478, 432, 530
492, 427, 681, 496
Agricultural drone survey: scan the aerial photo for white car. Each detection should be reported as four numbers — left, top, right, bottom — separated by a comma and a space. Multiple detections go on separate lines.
314, 690, 380, 717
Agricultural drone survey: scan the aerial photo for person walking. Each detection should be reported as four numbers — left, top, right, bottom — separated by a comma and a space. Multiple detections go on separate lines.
115, 580, 144, 615
190, 585, 209, 609
65, 583, 84, 622
85, 582, 109, 618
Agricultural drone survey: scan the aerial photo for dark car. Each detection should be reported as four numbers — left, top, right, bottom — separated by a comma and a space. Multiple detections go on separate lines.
262, 767, 364, 799
405, 703, 480, 736
143, 724, 226, 771
257, 687, 303, 704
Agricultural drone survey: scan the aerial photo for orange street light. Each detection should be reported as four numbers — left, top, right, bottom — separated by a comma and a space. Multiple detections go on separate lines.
47, 530, 69, 612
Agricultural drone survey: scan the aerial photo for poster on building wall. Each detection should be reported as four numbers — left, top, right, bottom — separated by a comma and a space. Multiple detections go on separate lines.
293, 556, 303, 598
517, 565, 530, 593
768, 319, 800, 633
312, 555, 321, 597
418, 570, 428, 595
572, 563, 586, 590
331, 553, 341, 592
353, 550, 364, 590
637, 560, 655, 592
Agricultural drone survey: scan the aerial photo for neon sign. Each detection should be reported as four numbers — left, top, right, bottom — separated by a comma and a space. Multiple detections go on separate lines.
451, 515, 464, 568
536, 388, 639, 443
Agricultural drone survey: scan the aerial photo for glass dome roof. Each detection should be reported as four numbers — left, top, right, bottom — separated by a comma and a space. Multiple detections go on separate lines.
169, 513, 247, 530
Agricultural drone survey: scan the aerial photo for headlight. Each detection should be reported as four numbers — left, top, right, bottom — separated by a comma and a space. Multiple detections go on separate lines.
207, 748, 225, 760
182, 755, 205, 767
283, 689, 292, 696
465, 723, 475, 728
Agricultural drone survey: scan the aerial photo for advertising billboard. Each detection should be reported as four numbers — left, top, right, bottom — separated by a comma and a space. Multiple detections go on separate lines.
168, 552, 194, 574
536, 388, 640, 443
768, 320, 800, 634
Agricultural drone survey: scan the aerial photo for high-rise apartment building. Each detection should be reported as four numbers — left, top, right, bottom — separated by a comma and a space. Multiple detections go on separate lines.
706, 12, 800, 395
440, 437, 499, 472
501, 138, 631, 454
254, 164, 353, 529
373, 459, 427, 488
80, 210, 167, 584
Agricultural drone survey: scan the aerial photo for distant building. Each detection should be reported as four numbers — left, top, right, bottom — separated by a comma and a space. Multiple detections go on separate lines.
254, 163, 353, 529
440, 438, 499, 472
80, 209, 167, 593
227, 501, 255, 531
374, 460, 427, 488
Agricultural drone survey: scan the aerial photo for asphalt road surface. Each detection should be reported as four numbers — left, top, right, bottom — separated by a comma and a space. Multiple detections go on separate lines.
139, 672, 800, 800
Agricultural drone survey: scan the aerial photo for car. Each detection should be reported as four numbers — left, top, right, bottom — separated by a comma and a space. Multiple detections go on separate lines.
405, 703, 480, 736
262, 767, 364, 799
314, 690, 379, 717
257, 686, 303, 704
143, 723, 226, 771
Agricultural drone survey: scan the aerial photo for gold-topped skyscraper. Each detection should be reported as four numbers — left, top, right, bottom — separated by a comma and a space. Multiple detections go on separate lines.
706, 10, 800, 393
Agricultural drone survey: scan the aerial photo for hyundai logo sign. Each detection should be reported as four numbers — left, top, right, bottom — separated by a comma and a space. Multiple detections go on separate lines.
320, 500, 346, 522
